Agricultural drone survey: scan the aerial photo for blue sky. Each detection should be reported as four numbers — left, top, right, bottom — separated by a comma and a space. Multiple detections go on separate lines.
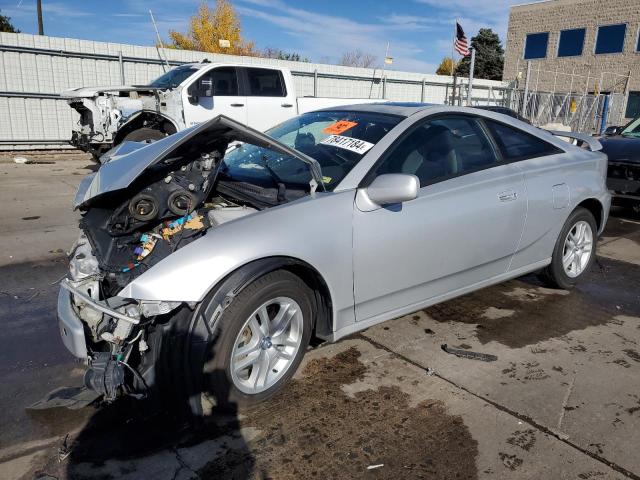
0, 0, 522, 73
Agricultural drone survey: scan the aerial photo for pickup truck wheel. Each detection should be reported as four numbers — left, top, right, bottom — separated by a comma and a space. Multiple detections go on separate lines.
539, 207, 597, 289
199, 270, 314, 411
122, 127, 166, 143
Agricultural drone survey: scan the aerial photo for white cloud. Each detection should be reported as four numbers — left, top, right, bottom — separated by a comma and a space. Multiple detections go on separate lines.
236, 1, 442, 72
413, 0, 523, 40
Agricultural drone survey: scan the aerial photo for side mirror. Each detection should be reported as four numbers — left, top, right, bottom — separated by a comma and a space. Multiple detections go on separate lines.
604, 126, 620, 136
365, 174, 419, 206
187, 85, 199, 105
187, 78, 213, 104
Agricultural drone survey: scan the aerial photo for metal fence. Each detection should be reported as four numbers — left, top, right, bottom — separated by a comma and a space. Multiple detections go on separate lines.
508, 90, 627, 134
0, 32, 509, 151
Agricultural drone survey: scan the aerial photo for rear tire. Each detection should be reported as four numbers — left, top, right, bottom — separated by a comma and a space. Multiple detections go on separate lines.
122, 127, 166, 143
539, 207, 597, 289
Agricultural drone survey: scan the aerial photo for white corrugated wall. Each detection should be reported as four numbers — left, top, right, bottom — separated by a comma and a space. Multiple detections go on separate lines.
0, 32, 508, 150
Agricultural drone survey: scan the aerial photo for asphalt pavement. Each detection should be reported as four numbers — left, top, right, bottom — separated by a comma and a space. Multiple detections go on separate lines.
0, 158, 639, 479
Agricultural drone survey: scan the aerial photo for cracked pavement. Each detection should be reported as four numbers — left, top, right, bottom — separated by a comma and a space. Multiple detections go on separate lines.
0, 159, 639, 479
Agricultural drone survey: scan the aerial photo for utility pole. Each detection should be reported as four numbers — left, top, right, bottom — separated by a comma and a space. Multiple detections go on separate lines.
36, 0, 44, 35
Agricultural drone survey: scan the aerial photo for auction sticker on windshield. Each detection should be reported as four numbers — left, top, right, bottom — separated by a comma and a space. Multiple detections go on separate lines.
320, 135, 375, 155
323, 120, 358, 135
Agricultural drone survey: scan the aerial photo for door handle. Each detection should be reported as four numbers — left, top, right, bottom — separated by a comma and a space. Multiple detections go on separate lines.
281, 103, 294, 108
498, 190, 518, 202
230, 103, 244, 107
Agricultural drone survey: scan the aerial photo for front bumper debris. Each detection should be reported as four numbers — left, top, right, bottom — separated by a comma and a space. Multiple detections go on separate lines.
57, 287, 89, 359
57, 279, 141, 359
28, 386, 101, 410
60, 278, 140, 325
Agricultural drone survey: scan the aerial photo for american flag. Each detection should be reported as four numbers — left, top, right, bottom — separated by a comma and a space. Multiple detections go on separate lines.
454, 22, 470, 56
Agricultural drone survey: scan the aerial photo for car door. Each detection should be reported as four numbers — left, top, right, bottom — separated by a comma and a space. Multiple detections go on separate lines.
482, 119, 570, 271
241, 67, 295, 131
352, 115, 527, 322
182, 66, 247, 127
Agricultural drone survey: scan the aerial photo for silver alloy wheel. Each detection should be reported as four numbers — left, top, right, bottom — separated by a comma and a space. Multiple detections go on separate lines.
230, 296, 304, 395
562, 220, 593, 278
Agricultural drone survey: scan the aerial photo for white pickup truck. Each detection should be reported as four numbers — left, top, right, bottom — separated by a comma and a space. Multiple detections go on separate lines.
64, 61, 382, 158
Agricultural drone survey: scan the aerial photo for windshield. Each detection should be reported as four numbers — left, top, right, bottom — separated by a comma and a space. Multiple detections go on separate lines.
219, 110, 401, 193
621, 117, 640, 138
149, 65, 199, 89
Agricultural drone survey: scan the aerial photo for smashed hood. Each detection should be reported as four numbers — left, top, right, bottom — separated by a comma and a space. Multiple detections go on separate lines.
74, 115, 324, 209
63, 85, 164, 98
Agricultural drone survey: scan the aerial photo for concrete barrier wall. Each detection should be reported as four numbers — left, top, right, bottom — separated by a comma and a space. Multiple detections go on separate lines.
0, 32, 508, 150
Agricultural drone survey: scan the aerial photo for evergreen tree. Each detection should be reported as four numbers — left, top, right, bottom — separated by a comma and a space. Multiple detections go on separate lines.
0, 10, 20, 33
455, 28, 504, 81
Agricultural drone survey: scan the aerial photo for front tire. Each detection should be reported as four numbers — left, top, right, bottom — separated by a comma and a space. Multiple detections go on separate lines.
122, 127, 166, 143
540, 207, 597, 289
199, 270, 314, 410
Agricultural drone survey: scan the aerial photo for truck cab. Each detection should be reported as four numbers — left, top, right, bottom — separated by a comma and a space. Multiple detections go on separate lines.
180, 63, 296, 131
64, 62, 297, 158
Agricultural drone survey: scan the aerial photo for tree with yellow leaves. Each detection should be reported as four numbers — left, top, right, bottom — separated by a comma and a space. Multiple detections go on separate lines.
435, 57, 456, 76
168, 0, 255, 56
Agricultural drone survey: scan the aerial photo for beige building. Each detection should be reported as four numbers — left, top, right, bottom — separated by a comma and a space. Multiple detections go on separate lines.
503, 0, 640, 119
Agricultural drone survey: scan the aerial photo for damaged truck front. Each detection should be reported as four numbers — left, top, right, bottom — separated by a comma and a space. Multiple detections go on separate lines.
58, 114, 322, 405
65, 75, 185, 158
65, 61, 385, 161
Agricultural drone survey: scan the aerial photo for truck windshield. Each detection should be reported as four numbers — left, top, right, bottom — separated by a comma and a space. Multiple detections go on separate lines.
219, 110, 401, 192
149, 65, 199, 89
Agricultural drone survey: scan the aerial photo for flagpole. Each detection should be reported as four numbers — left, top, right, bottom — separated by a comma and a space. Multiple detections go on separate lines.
467, 47, 476, 106
379, 41, 390, 99
451, 19, 456, 77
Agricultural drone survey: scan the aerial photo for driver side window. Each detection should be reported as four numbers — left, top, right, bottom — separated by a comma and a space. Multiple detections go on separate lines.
374, 116, 499, 187
199, 67, 239, 96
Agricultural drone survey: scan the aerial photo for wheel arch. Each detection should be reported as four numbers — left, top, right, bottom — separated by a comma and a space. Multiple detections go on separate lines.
178, 256, 333, 418
576, 198, 604, 233
113, 110, 179, 145
198, 256, 334, 341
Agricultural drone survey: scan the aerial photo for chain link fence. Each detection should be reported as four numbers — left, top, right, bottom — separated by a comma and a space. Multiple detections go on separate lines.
506, 90, 627, 133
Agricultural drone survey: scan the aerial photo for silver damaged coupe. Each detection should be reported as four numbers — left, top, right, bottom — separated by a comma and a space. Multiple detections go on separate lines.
58, 103, 610, 413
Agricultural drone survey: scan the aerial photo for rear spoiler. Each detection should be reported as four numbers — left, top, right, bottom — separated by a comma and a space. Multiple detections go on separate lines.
544, 130, 603, 152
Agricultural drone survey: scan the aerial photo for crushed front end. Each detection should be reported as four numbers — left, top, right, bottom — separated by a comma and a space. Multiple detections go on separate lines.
56, 115, 321, 403
65, 86, 167, 157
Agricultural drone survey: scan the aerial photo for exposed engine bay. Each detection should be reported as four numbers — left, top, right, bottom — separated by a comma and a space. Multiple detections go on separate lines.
59, 115, 321, 402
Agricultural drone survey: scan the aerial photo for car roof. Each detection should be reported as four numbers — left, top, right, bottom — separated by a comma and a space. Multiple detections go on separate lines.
317, 102, 436, 117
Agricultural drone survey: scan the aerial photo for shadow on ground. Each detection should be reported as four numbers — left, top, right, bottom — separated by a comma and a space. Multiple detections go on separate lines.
32, 347, 478, 479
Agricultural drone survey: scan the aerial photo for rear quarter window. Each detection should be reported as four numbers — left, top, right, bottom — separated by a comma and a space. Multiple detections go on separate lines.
485, 120, 562, 161
246, 68, 286, 97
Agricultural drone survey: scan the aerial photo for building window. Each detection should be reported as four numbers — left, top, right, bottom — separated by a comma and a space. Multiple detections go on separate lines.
626, 92, 640, 119
637, 26, 640, 52
595, 24, 626, 54
524, 32, 549, 59
557, 28, 586, 57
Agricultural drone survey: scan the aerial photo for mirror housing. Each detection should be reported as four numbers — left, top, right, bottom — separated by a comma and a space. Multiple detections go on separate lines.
604, 125, 621, 136
187, 78, 213, 105
365, 174, 419, 206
